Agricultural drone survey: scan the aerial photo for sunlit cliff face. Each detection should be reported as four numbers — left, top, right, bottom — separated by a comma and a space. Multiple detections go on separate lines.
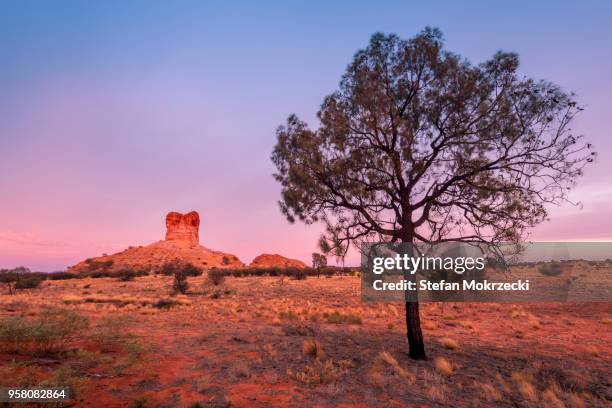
165, 211, 200, 245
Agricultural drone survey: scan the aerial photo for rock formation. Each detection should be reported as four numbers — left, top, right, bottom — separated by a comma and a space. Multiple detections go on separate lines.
250, 253, 306, 269
68, 210, 244, 273
165, 211, 199, 245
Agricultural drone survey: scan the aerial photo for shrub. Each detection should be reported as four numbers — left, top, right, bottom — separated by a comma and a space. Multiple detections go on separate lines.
173, 269, 189, 294
85, 259, 114, 273
47, 271, 78, 280
322, 267, 335, 278
182, 263, 203, 277
161, 261, 178, 276
207, 269, 226, 286
538, 262, 563, 276
84, 270, 110, 278
153, 298, 181, 309
117, 269, 136, 281
0, 308, 89, 355
161, 260, 201, 276
1, 268, 43, 293
15, 275, 44, 289
267, 267, 281, 276
292, 269, 307, 280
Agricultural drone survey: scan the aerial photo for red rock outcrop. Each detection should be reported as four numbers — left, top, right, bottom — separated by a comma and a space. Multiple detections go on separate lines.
68, 210, 244, 273
250, 253, 306, 269
165, 211, 199, 245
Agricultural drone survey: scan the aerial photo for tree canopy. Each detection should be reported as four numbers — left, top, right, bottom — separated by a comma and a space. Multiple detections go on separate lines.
272, 28, 594, 256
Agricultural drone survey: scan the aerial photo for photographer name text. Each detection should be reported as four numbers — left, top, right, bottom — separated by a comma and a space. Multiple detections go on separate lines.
372, 279, 530, 291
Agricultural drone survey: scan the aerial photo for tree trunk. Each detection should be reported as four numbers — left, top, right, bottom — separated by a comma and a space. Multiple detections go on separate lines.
406, 300, 426, 359
401, 233, 427, 359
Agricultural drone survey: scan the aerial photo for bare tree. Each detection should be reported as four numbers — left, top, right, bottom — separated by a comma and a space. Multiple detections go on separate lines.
271, 28, 594, 359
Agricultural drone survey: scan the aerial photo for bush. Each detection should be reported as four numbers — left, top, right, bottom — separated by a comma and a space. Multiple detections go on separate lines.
161, 260, 200, 276
182, 263, 203, 277
208, 269, 226, 286
538, 262, 563, 276
47, 271, 78, 280
1, 268, 43, 293
117, 269, 136, 281
153, 298, 180, 309
84, 270, 108, 279
15, 275, 43, 289
0, 308, 89, 355
292, 269, 307, 280
173, 269, 189, 294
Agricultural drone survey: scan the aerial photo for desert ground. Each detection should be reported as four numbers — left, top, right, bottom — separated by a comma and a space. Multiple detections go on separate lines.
0, 274, 610, 407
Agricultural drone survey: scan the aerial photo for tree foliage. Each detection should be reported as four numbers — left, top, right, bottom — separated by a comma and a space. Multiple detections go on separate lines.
312, 253, 328, 269
272, 28, 594, 257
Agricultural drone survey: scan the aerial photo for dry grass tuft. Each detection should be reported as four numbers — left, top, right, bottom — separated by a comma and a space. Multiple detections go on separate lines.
426, 384, 449, 403
542, 388, 565, 408
302, 339, 324, 359
475, 382, 501, 401
511, 371, 538, 402
568, 392, 585, 408
439, 337, 459, 350
325, 311, 362, 325
378, 351, 415, 384
583, 344, 598, 356
295, 359, 351, 385
600, 317, 612, 325
527, 313, 542, 329
423, 320, 437, 330
434, 357, 453, 376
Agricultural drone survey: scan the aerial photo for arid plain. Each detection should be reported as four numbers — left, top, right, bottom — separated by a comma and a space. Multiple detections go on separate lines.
1, 272, 610, 408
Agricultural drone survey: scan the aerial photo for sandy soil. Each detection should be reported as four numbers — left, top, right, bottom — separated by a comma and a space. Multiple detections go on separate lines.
0, 275, 610, 407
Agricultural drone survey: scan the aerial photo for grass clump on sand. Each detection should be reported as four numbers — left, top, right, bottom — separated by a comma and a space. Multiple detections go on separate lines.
434, 357, 453, 376
439, 337, 459, 350
326, 311, 362, 325
302, 339, 324, 359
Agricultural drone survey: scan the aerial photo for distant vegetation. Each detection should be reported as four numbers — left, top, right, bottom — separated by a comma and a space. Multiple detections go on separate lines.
0, 264, 360, 295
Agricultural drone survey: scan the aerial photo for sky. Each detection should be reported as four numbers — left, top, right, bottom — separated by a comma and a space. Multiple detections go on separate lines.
1, 1, 611, 271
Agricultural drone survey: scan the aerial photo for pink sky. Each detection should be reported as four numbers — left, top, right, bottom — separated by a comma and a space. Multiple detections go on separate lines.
1, 78, 610, 271
1, 3, 611, 271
